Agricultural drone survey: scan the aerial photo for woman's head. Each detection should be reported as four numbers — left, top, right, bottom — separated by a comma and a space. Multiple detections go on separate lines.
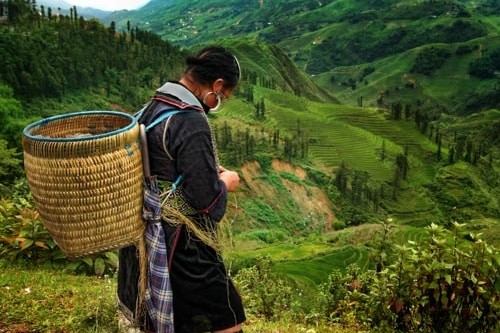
182, 46, 241, 112
185, 46, 241, 89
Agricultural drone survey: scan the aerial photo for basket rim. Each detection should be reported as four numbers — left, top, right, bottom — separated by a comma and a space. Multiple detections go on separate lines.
23, 110, 137, 143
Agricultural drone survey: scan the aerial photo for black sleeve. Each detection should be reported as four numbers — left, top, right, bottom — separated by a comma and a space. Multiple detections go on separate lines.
168, 112, 227, 222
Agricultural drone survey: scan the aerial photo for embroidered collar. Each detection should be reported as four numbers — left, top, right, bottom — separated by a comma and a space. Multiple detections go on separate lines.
156, 82, 203, 110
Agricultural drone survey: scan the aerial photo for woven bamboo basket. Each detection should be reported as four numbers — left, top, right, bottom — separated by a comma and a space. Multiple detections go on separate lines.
22, 111, 144, 258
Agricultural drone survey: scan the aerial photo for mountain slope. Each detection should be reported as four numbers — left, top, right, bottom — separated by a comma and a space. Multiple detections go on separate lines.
228, 38, 339, 103
314, 34, 500, 112
107, 0, 499, 73
106, 0, 500, 113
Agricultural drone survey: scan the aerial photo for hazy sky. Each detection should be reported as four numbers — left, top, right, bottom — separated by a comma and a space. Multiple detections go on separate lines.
65, 0, 150, 11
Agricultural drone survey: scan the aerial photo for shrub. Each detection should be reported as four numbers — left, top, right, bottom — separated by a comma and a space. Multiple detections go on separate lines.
0, 181, 119, 276
0, 190, 62, 262
319, 222, 499, 332
411, 47, 451, 75
234, 256, 293, 320
469, 48, 500, 79
0, 140, 22, 187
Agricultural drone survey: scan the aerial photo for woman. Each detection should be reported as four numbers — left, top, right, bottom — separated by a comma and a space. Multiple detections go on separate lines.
118, 46, 245, 333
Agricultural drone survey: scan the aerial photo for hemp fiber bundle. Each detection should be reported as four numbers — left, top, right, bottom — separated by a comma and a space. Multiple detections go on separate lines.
22, 111, 144, 258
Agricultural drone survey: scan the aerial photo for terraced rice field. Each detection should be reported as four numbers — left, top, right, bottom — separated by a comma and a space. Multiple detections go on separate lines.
257, 89, 439, 186
274, 246, 370, 286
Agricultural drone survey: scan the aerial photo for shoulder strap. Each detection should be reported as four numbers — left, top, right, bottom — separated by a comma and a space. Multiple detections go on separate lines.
145, 110, 185, 132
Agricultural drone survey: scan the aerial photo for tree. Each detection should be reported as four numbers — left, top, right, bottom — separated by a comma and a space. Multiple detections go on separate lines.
255, 97, 266, 120
448, 145, 455, 164
391, 100, 403, 120
437, 134, 442, 161
464, 137, 473, 163
393, 147, 410, 181
392, 165, 402, 200
335, 162, 349, 195
351, 170, 370, 204
357, 95, 363, 107
380, 140, 387, 162
404, 103, 412, 119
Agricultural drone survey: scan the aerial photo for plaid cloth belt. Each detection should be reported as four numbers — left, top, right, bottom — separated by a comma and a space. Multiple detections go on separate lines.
142, 177, 176, 333
144, 222, 174, 333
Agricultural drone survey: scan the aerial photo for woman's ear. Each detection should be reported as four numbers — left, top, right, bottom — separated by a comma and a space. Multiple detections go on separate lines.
212, 78, 225, 93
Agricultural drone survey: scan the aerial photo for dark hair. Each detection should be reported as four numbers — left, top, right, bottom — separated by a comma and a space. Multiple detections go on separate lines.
185, 46, 241, 89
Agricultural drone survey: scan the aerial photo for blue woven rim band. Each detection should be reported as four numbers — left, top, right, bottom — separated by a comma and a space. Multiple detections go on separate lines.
23, 110, 137, 143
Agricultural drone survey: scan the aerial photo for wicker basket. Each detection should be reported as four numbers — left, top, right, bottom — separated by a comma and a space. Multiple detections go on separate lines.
22, 111, 144, 258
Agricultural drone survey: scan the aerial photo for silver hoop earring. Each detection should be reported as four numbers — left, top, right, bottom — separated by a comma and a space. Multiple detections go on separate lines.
202, 92, 222, 112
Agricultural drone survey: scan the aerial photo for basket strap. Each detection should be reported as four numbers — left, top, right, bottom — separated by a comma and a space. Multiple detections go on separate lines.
145, 110, 185, 132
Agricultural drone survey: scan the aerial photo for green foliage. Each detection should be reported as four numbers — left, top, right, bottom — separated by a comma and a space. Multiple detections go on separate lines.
319, 222, 499, 332
383, 1, 471, 20
411, 47, 452, 75
456, 81, 500, 115
241, 229, 287, 244
0, 181, 120, 276
306, 18, 485, 73
0, 140, 22, 186
66, 252, 119, 277
234, 256, 293, 320
242, 199, 282, 227
0, 83, 24, 147
469, 48, 500, 79
0, 1, 183, 107
0, 186, 62, 262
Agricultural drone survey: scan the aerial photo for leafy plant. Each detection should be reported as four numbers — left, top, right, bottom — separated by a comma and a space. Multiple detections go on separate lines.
234, 256, 293, 320
66, 251, 119, 277
0, 187, 118, 276
319, 222, 499, 332
0, 139, 22, 186
0, 198, 62, 262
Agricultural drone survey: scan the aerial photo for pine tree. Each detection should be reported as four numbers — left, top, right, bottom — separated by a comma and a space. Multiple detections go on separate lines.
448, 145, 455, 164
437, 134, 442, 161
404, 103, 412, 120
381, 140, 386, 162
391, 100, 403, 120
273, 128, 280, 148
335, 162, 349, 195
260, 98, 266, 119
392, 165, 402, 200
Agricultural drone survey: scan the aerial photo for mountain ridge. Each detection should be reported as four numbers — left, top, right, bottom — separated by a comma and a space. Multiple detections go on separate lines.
106, 0, 500, 112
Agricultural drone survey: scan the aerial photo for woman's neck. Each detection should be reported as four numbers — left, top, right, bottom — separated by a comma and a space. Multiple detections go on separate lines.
179, 76, 205, 101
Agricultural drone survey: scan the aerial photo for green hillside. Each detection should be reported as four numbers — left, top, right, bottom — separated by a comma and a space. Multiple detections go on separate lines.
210, 37, 499, 289
315, 34, 500, 112
108, 0, 500, 113
108, 0, 500, 71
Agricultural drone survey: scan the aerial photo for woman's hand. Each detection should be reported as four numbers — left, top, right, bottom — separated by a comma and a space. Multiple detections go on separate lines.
219, 167, 240, 192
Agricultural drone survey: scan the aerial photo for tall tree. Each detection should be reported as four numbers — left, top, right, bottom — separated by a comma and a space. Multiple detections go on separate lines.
335, 161, 349, 195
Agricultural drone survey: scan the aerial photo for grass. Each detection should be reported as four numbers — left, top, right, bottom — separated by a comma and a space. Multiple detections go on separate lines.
0, 257, 369, 333
242, 316, 367, 333
233, 225, 389, 288
0, 260, 118, 333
